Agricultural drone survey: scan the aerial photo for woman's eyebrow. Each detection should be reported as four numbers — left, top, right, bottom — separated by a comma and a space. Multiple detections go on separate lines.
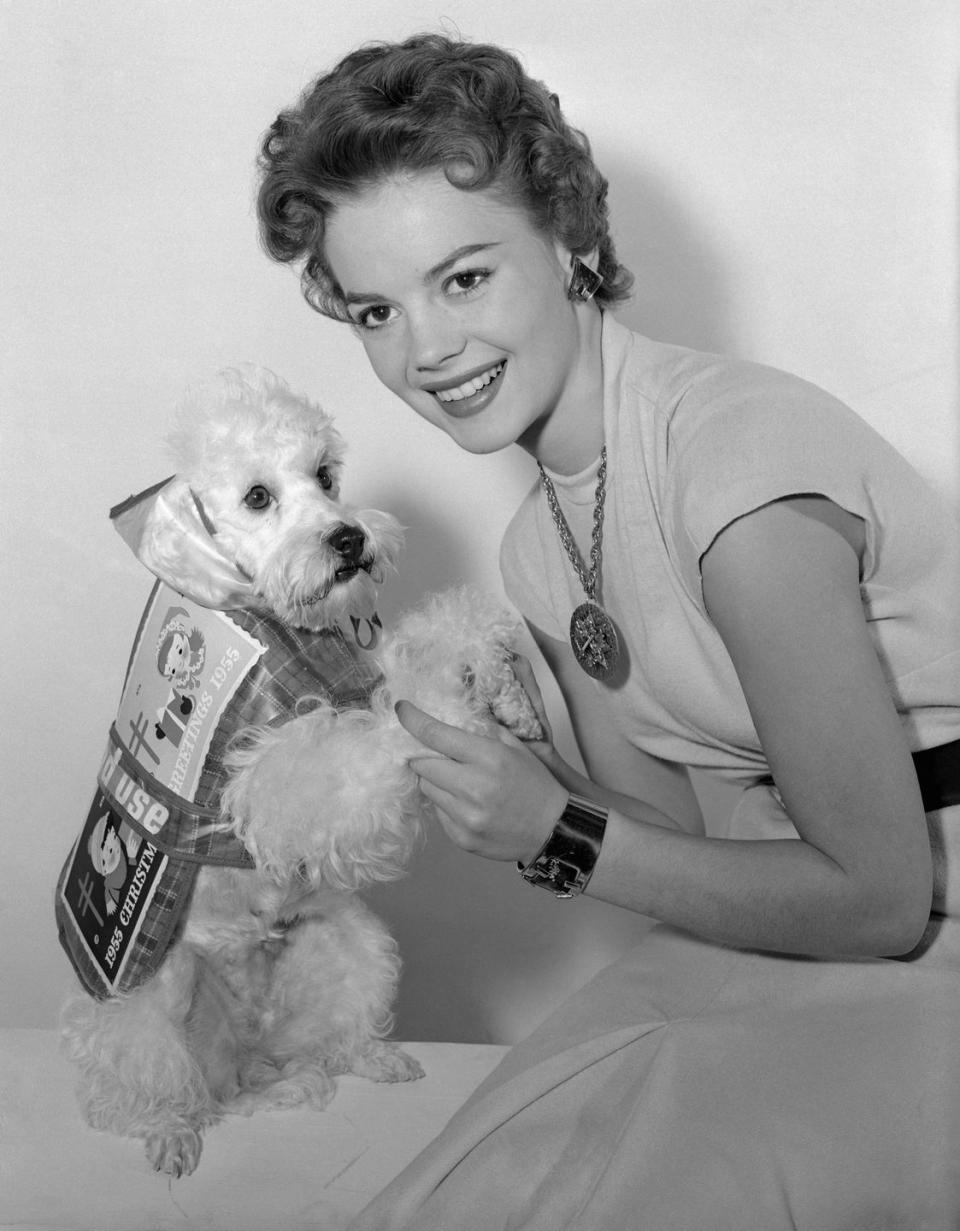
424, 242, 500, 283
342, 242, 501, 306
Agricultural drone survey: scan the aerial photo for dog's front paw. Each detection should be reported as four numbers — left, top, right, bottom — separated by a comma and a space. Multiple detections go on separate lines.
350, 1040, 425, 1084
146, 1128, 203, 1177
488, 674, 543, 741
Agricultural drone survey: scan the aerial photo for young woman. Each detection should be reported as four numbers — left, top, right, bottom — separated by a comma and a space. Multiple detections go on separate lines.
257, 34, 960, 1228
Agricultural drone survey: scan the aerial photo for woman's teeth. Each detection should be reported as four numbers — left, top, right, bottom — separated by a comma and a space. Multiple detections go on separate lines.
433, 363, 504, 403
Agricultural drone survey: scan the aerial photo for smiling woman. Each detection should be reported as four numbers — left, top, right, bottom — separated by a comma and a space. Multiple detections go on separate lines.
255, 30, 960, 1231
323, 173, 601, 467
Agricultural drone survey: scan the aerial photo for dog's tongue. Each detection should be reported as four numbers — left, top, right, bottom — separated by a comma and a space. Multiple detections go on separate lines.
110, 477, 258, 610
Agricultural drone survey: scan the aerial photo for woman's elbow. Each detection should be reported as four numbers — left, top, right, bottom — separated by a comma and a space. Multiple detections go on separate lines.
856, 869, 933, 957
878, 899, 933, 957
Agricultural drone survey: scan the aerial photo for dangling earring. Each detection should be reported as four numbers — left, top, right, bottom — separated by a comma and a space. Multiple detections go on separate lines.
567, 256, 603, 303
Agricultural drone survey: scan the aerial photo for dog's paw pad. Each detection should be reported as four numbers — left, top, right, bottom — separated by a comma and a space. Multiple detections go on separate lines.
352, 1042, 425, 1083
146, 1128, 203, 1177
377, 1049, 425, 1083
391, 1051, 426, 1082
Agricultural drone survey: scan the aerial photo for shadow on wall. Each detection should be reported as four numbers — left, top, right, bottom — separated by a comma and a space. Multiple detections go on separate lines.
605, 156, 740, 356
364, 170, 739, 1046
365, 488, 497, 622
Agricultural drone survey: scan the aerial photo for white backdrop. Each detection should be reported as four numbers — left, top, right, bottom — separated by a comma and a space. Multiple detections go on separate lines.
2, 0, 955, 1043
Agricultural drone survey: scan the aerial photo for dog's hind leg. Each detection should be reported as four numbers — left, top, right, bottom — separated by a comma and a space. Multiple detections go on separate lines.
256, 900, 424, 1102
228, 1056, 337, 1115
61, 946, 217, 1177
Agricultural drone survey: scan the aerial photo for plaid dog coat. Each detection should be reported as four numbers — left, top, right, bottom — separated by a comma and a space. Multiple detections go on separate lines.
56, 580, 383, 998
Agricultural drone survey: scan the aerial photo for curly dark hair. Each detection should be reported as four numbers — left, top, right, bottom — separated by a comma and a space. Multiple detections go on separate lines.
256, 33, 633, 318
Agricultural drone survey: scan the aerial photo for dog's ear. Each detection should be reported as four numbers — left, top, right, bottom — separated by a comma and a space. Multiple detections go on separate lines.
110, 477, 258, 610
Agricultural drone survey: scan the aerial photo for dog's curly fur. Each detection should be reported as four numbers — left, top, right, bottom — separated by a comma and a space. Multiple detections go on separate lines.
60, 368, 539, 1176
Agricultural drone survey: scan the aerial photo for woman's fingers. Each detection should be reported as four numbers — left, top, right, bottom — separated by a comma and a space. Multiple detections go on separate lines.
395, 699, 484, 762
408, 753, 476, 793
396, 697, 568, 863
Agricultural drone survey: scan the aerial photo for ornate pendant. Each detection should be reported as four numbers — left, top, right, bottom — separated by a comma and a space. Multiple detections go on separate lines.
569, 601, 620, 680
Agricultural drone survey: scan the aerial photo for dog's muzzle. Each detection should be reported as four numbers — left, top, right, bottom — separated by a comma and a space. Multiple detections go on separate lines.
329, 523, 367, 579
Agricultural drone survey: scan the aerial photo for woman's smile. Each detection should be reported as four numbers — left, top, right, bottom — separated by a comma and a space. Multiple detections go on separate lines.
323, 171, 603, 471
424, 361, 505, 416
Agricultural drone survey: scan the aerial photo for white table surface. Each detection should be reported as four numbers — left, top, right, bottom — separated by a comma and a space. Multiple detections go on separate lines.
0, 1028, 507, 1231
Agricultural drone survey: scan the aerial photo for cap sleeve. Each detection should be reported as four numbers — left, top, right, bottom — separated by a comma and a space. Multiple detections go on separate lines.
663, 362, 879, 610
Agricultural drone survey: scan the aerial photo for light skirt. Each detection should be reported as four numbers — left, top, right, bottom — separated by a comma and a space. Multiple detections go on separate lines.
349, 912, 960, 1230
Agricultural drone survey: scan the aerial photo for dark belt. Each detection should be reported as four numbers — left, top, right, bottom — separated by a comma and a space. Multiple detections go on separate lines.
913, 738, 960, 812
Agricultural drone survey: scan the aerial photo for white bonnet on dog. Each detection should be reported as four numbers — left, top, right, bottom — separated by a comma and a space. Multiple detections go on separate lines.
111, 477, 258, 610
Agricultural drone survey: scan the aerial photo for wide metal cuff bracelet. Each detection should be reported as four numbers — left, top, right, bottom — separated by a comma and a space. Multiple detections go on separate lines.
518, 793, 609, 898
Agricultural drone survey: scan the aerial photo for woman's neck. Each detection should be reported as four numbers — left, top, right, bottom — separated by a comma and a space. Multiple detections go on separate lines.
518, 305, 605, 475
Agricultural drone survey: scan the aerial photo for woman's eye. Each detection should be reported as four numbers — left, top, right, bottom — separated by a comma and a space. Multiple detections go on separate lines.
355, 304, 396, 330
243, 485, 272, 510
316, 466, 333, 491
446, 268, 490, 295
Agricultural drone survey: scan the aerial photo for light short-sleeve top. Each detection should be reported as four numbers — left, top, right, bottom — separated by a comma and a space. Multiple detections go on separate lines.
500, 313, 960, 788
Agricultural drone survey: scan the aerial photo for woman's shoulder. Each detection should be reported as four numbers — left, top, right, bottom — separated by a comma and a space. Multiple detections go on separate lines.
613, 323, 914, 497
616, 324, 849, 446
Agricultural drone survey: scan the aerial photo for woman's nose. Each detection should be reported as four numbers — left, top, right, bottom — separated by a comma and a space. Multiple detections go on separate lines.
407, 305, 467, 372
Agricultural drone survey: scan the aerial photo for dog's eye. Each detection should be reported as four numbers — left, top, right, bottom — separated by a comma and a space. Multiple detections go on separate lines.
244, 485, 272, 510
316, 466, 333, 491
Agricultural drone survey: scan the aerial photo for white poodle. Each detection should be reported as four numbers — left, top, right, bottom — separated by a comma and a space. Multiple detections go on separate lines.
58, 367, 539, 1176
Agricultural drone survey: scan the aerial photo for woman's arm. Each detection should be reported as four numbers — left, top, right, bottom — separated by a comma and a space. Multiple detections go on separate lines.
399, 497, 933, 957
582, 497, 932, 956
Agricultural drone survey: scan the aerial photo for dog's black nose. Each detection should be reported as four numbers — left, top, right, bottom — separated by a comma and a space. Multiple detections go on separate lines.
329, 524, 365, 564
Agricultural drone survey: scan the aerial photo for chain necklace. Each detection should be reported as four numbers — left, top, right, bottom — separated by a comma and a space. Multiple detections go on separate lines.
538, 446, 621, 680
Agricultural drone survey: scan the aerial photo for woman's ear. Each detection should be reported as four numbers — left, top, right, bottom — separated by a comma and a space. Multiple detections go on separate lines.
552, 240, 597, 272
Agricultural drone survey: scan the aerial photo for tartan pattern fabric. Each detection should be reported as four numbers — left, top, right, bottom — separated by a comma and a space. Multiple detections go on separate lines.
130, 850, 192, 975
57, 592, 384, 999
55, 813, 189, 1000
95, 725, 252, 865
193, 605, 382, 816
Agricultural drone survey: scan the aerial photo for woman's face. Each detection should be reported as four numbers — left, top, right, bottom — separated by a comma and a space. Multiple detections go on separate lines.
323, 170, 600, 464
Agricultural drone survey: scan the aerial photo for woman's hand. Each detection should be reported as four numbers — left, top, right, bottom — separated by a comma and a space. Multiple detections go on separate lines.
396, 699, 569, 864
